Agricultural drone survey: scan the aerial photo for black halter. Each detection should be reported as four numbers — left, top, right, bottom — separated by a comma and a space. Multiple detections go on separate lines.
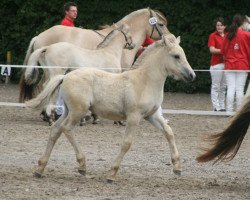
149, 9, 163, 38
119, 29, 133, 49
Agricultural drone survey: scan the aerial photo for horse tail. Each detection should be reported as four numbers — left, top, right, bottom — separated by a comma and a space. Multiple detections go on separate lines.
25, 75, 65, 112
196, 98, 250, 163
23, 36, 37, 65
19, 46, 48, 102
26, 46, 48, 84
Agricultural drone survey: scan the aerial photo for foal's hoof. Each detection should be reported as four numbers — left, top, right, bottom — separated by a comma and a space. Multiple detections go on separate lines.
79, 122, 86, 126
34, 171, 43, 178
106, 177, 115, 183
78, 169, 86, 176
92, 119, 100, 124
173, 169, 181, 176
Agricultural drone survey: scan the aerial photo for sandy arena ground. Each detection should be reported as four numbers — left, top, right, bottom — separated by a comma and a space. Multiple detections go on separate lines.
0, 83, 249, 200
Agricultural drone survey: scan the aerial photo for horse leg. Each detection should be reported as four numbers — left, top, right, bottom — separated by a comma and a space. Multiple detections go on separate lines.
92, 113, 100, 124
146, 109, 181, 175
107, 115, 140, 182
35, 124, 63, 178
63, 113, 87, 175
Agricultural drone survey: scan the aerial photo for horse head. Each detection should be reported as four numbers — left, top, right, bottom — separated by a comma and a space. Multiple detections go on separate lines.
146, 8, 170, 40
161, 34, 196, 82
116, 22, 135, 50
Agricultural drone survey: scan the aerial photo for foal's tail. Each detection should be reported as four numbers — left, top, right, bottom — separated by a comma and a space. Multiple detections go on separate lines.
196, 97, 250, 163
25, 75, 65, 111
19, 46, 48, 102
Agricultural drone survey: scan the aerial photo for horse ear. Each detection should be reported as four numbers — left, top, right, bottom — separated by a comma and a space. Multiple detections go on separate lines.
163, 35, 171, 47
121, 22, 129, 33
176, 36, 181, 44
113, 23, 119, 29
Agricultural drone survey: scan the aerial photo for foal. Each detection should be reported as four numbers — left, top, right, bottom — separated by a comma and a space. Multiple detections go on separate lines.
26, 34, 196, 181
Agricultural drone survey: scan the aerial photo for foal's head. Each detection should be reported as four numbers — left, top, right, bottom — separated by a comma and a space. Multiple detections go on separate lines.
161, 34, 196, 82
97, 23, 135, 50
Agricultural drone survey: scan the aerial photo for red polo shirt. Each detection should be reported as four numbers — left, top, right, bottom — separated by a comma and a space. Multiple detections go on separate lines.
208, 31, 225, 66
61, 17, 74, 27
142, 36, 155, 47
221, 29, 250, 70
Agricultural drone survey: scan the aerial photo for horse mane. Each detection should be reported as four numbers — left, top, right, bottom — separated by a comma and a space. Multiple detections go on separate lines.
132, 41, 162, 68
153, 9, 168, 26
133, 34, 176, 68
116, 8, 167, 27
97, 29, 118, 49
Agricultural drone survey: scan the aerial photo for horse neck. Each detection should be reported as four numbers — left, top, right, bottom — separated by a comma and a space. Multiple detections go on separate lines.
134, 47, 168, 85
102, 32, 126, 57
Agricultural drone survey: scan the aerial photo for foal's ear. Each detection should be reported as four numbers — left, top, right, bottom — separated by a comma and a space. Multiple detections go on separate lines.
177, 36, 181, 44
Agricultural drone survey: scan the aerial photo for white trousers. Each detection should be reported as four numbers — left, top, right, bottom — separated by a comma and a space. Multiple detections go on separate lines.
225, 71, 248, 112
55, 88, 65, 115
210, 64, 226, 110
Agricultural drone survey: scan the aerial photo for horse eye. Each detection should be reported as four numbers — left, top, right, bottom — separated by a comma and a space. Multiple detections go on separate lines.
174, 55, 180, 59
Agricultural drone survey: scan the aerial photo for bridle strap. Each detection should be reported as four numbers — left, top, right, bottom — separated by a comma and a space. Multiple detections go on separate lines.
92, 30, 106, 38
119, 30, 132, 48
149, 9, 163, 38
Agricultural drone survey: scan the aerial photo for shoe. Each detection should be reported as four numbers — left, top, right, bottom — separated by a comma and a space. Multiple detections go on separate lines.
219, 109, 226, 112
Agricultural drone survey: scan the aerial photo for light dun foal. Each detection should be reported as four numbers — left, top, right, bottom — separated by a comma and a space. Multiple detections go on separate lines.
26, 34, 196, 182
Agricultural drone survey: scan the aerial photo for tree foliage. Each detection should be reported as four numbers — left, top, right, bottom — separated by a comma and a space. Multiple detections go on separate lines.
0, 0, 249, 91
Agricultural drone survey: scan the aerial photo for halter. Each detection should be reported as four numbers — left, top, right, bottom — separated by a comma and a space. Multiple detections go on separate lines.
119, 29, 133, 48
148, 9, 163, 38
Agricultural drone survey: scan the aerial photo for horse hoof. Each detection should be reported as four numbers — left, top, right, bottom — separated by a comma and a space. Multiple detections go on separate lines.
34, 171, 43, 178
79, 122, 86, 126
78, 169, 86, 176
173, 169, 181, 176
118, 121, 126, 126
106, 178, 115, 183
92, 119, 100, 124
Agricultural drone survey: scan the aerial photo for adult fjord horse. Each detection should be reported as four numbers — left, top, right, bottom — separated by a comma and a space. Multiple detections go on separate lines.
26, 34, 196, 181
19, 8, 169, 102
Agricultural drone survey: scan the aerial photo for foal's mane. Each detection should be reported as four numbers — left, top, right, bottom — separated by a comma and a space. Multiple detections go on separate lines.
132, 34, 177, 68
132, 41, 161, 68
97, 29, 120, 49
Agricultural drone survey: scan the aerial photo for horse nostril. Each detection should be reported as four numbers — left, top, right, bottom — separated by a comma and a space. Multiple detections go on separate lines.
190, 72, 196, 81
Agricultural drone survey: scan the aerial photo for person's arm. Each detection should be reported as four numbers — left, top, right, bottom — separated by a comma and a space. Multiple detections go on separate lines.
209, 46, 221, 54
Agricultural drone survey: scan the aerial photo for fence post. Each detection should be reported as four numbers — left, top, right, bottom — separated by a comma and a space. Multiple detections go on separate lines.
5, 51, 11, 84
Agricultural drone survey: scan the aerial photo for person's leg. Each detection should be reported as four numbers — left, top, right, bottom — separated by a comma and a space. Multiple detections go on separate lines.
218, 64, 226, 110
235, 72, 248, 110
55, 88, 65, 119
225, 72, 236, 112
210, 64, 224, 111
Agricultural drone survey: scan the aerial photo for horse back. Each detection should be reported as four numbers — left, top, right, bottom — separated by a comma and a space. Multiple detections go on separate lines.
33, 25, 106, 51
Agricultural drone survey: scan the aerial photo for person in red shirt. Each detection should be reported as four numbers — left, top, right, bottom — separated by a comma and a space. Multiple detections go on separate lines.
221, 14, 250, 112
60, 2, 78, 27
208, 17, 226, 111
54, 2, 78, 121
135, 36, 155, 58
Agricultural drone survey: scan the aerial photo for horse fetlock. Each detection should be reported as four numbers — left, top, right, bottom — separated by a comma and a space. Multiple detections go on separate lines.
34, 171, 43, 178
78, 168, 86, 176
